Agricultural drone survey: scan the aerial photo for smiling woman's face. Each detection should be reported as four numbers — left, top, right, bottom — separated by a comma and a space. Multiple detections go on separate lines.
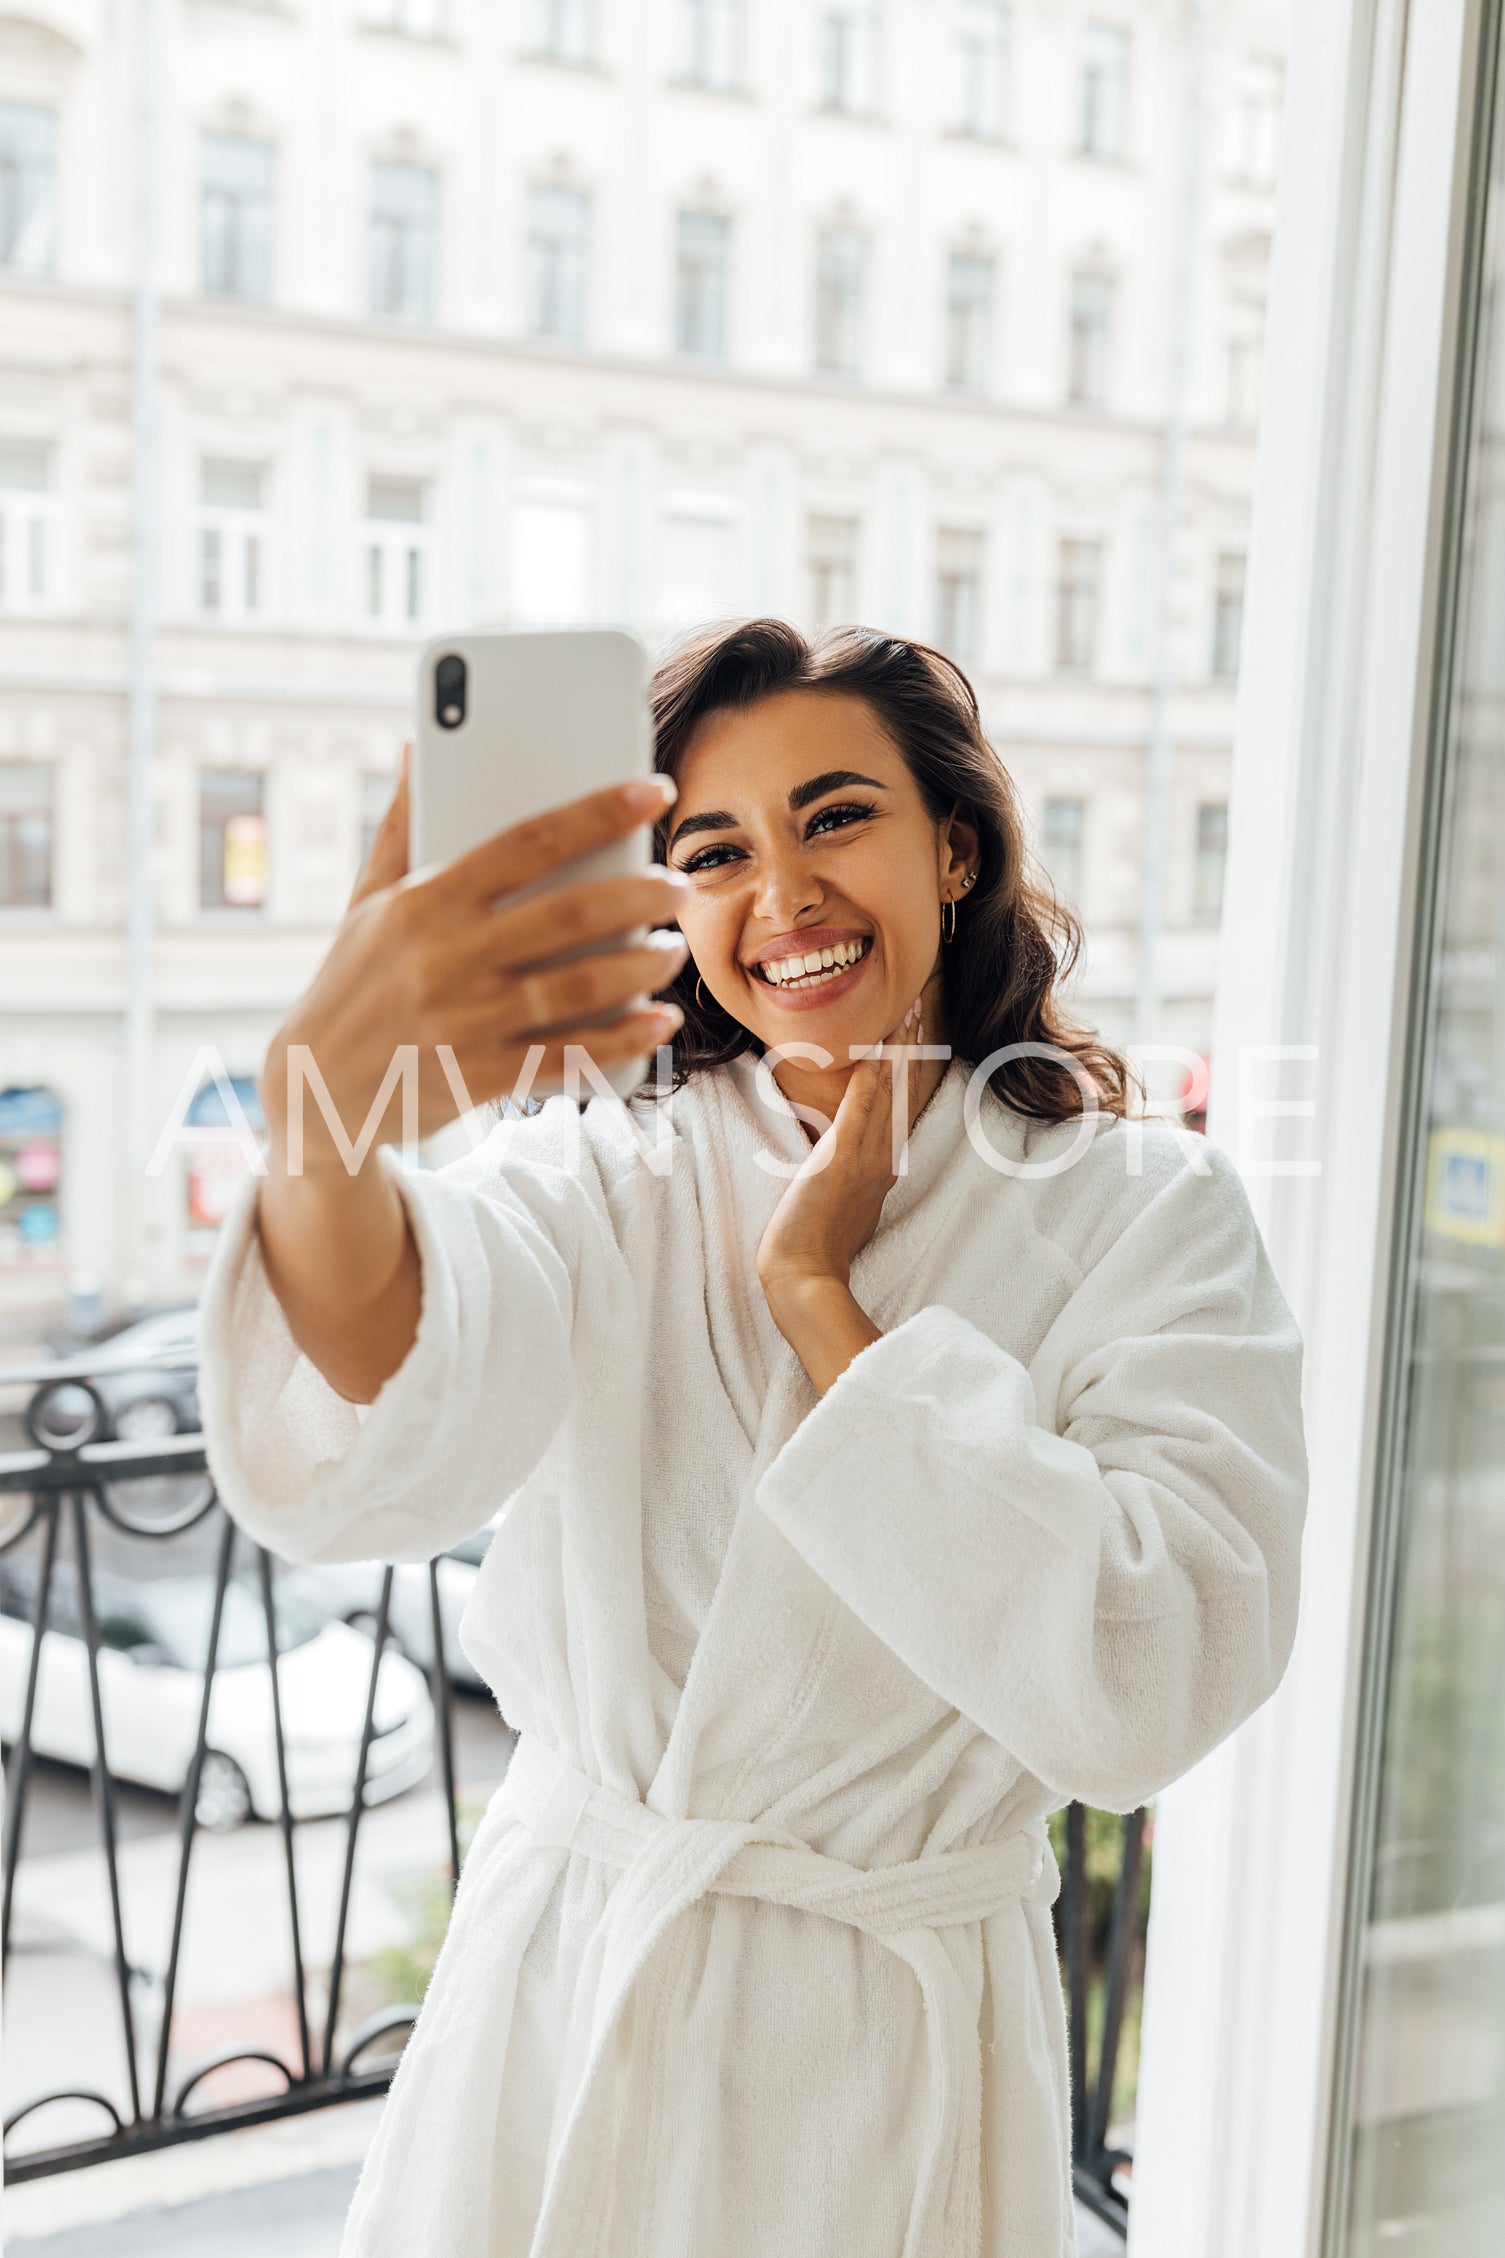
666, 688, 976, 1056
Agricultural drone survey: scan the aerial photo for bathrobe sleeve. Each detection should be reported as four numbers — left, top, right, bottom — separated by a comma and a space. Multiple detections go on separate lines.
754, 1139, 1308, 1813
196, 1113, 602, 1568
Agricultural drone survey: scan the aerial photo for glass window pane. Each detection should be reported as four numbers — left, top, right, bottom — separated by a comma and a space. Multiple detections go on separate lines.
0, 103, 56, 276
1333, 41, 1505, 2254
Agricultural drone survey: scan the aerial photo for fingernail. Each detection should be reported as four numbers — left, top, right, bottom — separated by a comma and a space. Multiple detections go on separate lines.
648, 1001, 684, 1034
626, 775, 677, 813
648, 928, 689, 955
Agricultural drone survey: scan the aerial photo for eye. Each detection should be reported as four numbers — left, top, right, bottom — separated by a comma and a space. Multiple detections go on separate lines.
678, 841, 743, 875
806, 799, 878, 837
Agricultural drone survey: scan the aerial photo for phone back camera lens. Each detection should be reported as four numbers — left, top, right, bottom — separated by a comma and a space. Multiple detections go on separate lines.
435, 655, 467, 731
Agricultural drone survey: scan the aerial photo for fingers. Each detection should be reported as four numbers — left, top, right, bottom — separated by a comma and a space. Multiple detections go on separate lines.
497, 931, 690, 1037
348, 742, 411, 909
467, 1002, 686, 1103
475, 867, 690, 971
434, 773, 678, 908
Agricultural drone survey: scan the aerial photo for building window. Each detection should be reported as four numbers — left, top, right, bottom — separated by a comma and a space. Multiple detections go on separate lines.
815, 225, 866, 374
1193, 800, 1229, 921
954, 0, 1009, 138
0, 764, 52, 908
200, 770, 267, 912
536, 0, 594, 62
526, 184, 590, 342
1067, 269, 1115, 406
510, 494, 594, 624
944, 250, 995, 391
818, 4, 876, 114
184, 1075, 266, 1236
1078, 21, 1130, 159
359, 769, 395, 870
1226, 295, 1266, 426
658, 504, 738, 631
0, 443, 57, 614
0, 1086, 63, 1262
1212, 550, 1246, 679
680, 0, 741, 88
364, 475, 432, 631
1233, 54, 1284, 188
1042, 796, 1086, 908
366, 0, 447, 33
808, 512, 859, 625
198, 460, 270, 622
200, 133, 274, 301
0, 103, 55, 275
370, 160, 438, 323
935, 526, 984, 663
675, 210, 732, 359
1055, 538, 1102, 673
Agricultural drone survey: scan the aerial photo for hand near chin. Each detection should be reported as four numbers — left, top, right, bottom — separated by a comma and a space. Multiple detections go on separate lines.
755, 1002, 926, 1391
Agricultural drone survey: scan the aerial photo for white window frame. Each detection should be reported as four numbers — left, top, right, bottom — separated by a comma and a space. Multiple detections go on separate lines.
934, 524, 985, 662
197, 462, 273, 625
0, 102, 56, 277
200, 131, 275, 301
954, 0, 1009, 138
535, 0, 595, 63
0, 446, 60, 617
807, 511, 860, 626
361, 477, 434, 635
818, 3, 877, 115
674, 208, 732, 359
1129, 8, 1491, 2255
1078, 20, 1130, 160
680, 0, 741, 89
944, 249, 996, 391
526, 183, 591, 342
815, 224, 867, 375
1067, 267, 1115, 406
370, 159, 439, 324
1233, 52, 1286, 190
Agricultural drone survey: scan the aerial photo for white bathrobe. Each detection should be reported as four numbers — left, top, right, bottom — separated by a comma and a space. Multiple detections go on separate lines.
196, 1051, 1307, 2258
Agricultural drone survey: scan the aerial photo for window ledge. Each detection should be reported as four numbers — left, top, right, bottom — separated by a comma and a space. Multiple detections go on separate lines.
1070, 147, 1137, 171
663, 74, 754, 102
941, 126, 1015, 152
515, 48, 612, 77
356, 21, 461, 49
810, 101, 886, 127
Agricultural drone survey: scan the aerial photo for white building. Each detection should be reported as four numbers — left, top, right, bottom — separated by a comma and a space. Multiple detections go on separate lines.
0, 0, 1285, 1326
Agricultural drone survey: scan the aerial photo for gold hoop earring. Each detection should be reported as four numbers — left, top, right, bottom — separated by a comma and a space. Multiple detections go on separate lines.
695, 973, 708, 1010
941, 897, 956, 945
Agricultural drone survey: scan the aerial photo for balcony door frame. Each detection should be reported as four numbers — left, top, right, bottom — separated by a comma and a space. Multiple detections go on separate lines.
1128, 4, 1495, 2255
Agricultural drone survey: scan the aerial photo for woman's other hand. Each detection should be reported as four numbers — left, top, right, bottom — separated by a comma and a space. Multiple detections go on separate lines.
755, 999, 928, 1395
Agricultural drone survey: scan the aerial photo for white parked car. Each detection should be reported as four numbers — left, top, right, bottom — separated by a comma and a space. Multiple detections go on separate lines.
294, 1518, 500, 1697
0, 1561, 434, 1830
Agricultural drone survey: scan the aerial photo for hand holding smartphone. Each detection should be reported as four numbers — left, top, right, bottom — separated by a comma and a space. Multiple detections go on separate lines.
412, 628, 675, 1102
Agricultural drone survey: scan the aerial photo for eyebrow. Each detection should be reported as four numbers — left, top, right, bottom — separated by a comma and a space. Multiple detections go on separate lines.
667, 770, 889, 851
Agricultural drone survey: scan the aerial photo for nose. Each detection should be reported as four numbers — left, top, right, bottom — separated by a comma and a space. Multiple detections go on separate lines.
751, 837, 824, 930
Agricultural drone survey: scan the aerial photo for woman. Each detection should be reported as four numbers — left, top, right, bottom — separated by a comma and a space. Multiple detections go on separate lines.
198, 621, 1307, 2258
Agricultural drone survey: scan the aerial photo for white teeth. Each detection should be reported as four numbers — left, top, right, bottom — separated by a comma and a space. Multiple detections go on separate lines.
756, 937, 869, 988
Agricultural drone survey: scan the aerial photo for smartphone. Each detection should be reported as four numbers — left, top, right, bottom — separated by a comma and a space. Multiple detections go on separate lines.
412, 627, 658, 1102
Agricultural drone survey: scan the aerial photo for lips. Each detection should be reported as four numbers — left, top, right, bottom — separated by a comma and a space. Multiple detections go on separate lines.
743, 934, 875, 1011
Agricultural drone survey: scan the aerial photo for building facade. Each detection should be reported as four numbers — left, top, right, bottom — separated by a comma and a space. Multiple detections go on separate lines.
0, 0, 1286, 1326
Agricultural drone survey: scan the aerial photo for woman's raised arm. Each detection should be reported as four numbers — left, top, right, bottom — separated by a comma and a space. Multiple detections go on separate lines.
250, 746, 688, 1405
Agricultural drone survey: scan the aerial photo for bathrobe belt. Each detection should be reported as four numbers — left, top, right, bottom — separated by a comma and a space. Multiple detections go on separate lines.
498, 1732, 1063, 2258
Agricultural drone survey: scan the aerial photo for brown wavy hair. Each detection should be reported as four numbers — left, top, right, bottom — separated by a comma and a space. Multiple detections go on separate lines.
641, 618, 1139, 1124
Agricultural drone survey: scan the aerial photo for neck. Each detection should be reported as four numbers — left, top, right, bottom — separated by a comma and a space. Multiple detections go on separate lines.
767, 968, 951, 1141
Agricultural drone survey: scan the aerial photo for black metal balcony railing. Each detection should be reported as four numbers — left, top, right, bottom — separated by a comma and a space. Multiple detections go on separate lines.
0, 1358, 1144, 2235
